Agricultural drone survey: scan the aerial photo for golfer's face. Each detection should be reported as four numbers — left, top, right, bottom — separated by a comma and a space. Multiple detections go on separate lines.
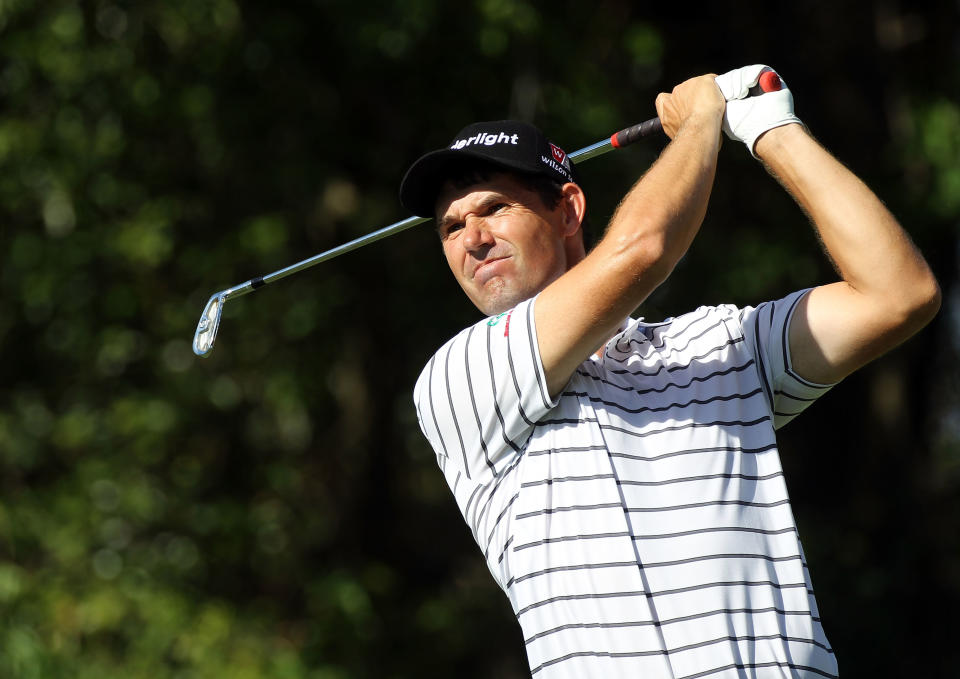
436, 173, 569, 316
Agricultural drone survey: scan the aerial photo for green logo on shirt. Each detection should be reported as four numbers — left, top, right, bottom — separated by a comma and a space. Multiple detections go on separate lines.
486, 311, 508, 327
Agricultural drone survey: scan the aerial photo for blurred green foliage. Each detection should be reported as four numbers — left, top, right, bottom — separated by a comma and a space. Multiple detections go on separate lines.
0, 0, 957, 677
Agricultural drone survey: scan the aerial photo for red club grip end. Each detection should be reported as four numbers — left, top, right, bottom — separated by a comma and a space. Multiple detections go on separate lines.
758, 70, 782, 92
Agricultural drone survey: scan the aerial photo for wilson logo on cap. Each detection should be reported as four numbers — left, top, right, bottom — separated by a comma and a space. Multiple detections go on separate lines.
550, 143, 567, 164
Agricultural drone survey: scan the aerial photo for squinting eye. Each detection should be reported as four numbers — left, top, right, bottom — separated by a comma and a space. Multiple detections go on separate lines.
441, 223, 464, 240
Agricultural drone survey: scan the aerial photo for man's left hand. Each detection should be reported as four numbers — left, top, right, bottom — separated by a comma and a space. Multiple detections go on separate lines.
715, 64, 803, 157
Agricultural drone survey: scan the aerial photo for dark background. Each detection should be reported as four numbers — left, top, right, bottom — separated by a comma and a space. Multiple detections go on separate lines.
1, 1, 957, 677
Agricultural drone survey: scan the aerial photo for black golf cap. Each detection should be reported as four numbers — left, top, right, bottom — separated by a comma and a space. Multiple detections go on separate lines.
399, 120, 580, 217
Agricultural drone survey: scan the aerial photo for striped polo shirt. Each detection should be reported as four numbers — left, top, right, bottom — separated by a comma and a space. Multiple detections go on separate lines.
413, 289, 839, 679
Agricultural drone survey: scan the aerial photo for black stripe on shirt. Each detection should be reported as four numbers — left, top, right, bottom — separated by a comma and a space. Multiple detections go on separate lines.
520, 473, 618, 488
648, 306, 713, 347
576, 360, 756, 396
496, 535, 514, 564
515, 502, 624, 521
483, 491, 521, 560
523, 442, 778, 464
519, 470, 783, 493
511, 552, 805, 589
618, 470, 784, 488
784, 369, 831, 390
512, 530, 633, 552
508, 560, 640, 587
525, 618, 661, 645
531, 649, 666, 675
598, 415, 770, 439
638, 551, 803, 570
463, 325, 497, 474
471, 479, 503, 542
632, 524, 796, 541
608, 442, 778, 464
775, 388, 817, 402
484, 322, 523, 457
462, 483, 484, 528
503, 313, 535, 427
679, 659, 837, 679
516, 589, 651, 617
443, 343, 471, 479
609, 307, 714, 358
644, 578, 812, 600
421, 355, 449, 461
526, 301, 552, 409
561, 387, 765, 417
525, 609, 824, 646
658, 605, 818, 629
607, 315, 726, 362
605, 337, 745, 376
514, 579, 811, 618
526, 444, 609, 457
626, 498, 791, 513
474, 447, 527, 547
533, 654, 836, 679
510, 524, 794, 557
647, 316, 729, 361
538, 416, 601, 426
753, 304, 776, 413
781, 293, 801, 373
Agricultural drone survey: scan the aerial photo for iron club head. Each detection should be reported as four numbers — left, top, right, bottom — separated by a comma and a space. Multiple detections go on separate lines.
193, 292, 226, 357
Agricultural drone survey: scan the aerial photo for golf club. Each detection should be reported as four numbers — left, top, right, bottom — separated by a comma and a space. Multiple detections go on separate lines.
192, 70, 782, 357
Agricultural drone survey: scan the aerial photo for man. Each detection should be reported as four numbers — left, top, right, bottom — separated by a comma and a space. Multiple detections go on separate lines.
399, 65, 939, 678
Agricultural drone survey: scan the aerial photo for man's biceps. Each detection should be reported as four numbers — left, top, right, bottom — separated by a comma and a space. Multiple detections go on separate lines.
787, 284, 883, 383
536, 304, 582, 398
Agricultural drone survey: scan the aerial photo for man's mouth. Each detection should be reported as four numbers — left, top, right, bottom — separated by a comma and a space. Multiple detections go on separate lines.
473, 257, 510, 285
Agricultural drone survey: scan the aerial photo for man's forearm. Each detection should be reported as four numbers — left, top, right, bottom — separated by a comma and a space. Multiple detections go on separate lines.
755, 124, 940, 381
535, 77, 725, 397
757, 124, 938, 317
599, 112, 722, 288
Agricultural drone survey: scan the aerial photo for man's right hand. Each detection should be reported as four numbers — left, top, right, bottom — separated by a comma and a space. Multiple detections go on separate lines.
654, 74, 726, 140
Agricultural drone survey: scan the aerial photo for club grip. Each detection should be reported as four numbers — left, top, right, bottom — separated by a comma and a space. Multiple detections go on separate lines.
610, 117, 664, 148
748, 69, 783, 97
610, 69, 784, 150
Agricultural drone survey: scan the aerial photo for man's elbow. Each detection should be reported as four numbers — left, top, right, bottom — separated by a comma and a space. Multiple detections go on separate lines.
892, 269, 941, 334
913, 274, 942, 327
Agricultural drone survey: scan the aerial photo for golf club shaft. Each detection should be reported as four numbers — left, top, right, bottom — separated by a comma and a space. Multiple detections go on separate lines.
193, 67, 787, 357
244, 72, 783, 291
191, 116, 665, 357
237, 118, 663, 293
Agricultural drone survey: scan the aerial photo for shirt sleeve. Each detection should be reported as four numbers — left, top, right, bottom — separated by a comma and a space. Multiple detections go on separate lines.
739, 288, 838, 429
412, 296, 558, 483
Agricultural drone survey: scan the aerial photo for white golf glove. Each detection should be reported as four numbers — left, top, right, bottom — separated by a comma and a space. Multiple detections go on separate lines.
714, 64, 803, 158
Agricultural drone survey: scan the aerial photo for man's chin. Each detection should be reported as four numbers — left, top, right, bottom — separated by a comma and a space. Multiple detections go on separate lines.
474, 284, 535, 317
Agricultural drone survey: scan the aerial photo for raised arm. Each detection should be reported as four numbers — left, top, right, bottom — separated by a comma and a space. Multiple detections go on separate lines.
755, 124, 940, 384
535, 74, 725, 397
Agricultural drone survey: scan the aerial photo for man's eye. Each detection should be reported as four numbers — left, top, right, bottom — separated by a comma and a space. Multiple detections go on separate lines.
441, 223, 464, 239
489, 203, 508, 214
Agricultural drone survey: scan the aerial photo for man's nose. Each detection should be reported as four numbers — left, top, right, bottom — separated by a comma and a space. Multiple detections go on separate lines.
462, 215, 495, 251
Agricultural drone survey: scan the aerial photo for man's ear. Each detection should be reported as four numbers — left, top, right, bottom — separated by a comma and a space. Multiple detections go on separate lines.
559, 182, 587, 237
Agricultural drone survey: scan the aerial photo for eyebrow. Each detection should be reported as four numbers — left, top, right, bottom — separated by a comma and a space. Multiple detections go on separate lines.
437, 194, 507, 234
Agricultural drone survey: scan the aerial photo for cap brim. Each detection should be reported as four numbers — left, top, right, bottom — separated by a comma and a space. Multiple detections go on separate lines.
399, 148, 540, 218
